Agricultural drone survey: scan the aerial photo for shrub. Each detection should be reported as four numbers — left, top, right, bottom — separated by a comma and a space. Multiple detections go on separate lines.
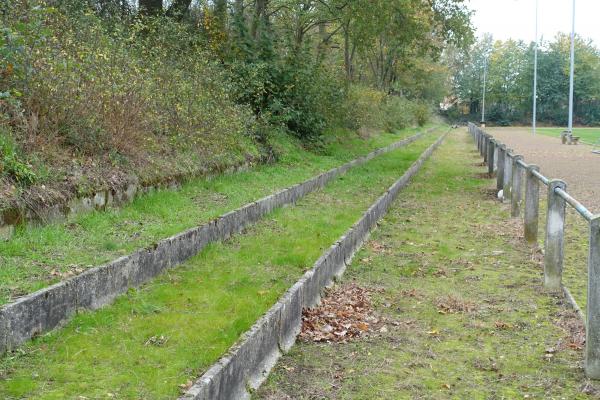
1, 0, 258, 169
343, 85, 386, 131
413, 102, 432, 127
0, 129, 35, 185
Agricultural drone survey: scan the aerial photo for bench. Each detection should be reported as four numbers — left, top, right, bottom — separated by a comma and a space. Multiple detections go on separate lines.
561, 131, 580, 145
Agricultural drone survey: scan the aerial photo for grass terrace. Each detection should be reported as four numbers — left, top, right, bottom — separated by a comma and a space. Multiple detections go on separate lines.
0, 125, 437, 306
0, 128, 442, 399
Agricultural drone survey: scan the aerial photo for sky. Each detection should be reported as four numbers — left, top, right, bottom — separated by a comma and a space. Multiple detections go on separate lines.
468, 0, 600, 45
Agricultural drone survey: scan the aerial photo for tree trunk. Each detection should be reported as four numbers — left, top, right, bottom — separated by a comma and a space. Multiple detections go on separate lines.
166, 0, 192, 19
343, 22, 354, 81
251, 0, 269, 40
214, 0, 228, 31
139, 0, 162, 15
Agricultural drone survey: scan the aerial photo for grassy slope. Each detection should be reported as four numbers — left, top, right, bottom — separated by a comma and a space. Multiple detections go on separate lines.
258, 132, 593, 399
0, 129, 441, 399
0, 126, 436, 305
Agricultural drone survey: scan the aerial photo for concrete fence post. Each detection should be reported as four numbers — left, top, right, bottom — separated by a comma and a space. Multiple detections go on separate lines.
483, 135, 488, 162
502, 151, 513, 202
481, 133, 485, 158
493, 143, 498, 172
544, 180, 567, 290
511, 155, 524, 217
497, 145, 506, 192
481, 134, 487, 163
487, 139, 495, 176
524, 165, 540, 244
481, 133, 485, 157
586, 215, 600, 379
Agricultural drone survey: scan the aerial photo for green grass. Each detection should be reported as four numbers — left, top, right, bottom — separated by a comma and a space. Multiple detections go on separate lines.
0, 125, 437, 305
0, 130, 441, 399
258, 132, 593, 399
536, 127, 600, 144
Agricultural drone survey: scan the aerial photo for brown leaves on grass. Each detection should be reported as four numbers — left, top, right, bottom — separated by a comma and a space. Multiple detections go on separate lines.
300, 284, 379, 343
48, 265, 84, 280
494, 321, 513, 330
368, 241, 389, 254
555, 310, 586, 351
400, 288, 424, 299
436, 295, 478, 314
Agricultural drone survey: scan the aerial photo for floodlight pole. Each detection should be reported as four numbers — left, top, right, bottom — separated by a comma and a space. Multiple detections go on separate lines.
567, 0, 576, 133
482, 56, 488, 125
533, 0, 538, 135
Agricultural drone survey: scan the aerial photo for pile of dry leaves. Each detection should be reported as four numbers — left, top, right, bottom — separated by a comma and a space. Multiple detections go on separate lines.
300, 283, 381, 343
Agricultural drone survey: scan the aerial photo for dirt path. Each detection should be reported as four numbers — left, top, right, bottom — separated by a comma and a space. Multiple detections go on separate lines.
487, 127, 600, 213
256, 132, 596, 399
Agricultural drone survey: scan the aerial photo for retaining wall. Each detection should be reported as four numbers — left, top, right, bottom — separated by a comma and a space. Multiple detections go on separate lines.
181, 131, 449, 400
0, 131, 428, 354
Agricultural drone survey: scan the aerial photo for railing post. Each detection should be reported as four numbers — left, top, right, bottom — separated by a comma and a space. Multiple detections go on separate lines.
502, 150, 513, 202
481, 133, 486, 157
483, 135, 489, 162
586, 215, 600, 378
493, 142, 498, 172
497, 145, 505, 192
544, 180, 567, 290
524, 165, 540, 244
511, 155, 524, 217
487, 139, 495, 176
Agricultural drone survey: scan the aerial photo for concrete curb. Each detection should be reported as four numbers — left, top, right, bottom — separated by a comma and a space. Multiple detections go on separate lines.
563, 285, 586, 324
0, 130, 430, 354
180, 131, 449, 400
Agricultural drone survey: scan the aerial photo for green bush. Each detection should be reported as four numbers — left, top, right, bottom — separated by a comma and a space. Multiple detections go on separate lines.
343, 85, 386, 131
1, 0, 258, 163
413, 102, 432, 127
0, 130, 35, 185
381, 96, 415, 132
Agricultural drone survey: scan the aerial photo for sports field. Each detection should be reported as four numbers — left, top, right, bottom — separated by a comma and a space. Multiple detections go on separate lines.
536, 127, 600, 144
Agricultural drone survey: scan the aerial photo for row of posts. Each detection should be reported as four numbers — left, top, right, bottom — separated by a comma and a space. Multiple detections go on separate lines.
469, 123, 600, 379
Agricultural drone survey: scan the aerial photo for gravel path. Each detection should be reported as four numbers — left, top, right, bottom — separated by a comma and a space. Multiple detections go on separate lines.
487, 127, 600, 213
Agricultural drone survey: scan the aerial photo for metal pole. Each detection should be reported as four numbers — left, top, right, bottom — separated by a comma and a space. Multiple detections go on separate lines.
482, 57, 488, 125
533, 0, 539, 135
568, 0, 576, 133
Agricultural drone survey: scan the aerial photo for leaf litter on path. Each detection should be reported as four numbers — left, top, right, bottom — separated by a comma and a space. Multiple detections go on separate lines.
300, 283, 384, 343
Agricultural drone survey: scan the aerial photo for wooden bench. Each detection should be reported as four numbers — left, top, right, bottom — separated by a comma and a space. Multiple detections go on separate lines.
561, 131, 580, 145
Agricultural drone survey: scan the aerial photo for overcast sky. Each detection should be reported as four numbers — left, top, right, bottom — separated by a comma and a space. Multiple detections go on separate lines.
468, 0, 600, 45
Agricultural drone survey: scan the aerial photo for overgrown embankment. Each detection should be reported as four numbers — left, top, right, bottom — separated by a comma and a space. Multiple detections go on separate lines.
0, 130, 439, 399
1, 0, 469, 223
258, 132, 595, 399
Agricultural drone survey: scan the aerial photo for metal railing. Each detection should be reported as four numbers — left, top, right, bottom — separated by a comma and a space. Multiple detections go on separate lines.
468, 122, 600, 379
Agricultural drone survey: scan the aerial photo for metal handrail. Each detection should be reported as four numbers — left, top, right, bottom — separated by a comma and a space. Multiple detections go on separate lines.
492, 133, 592, 219
531, 169, 549, 186
554, 187, 595, 221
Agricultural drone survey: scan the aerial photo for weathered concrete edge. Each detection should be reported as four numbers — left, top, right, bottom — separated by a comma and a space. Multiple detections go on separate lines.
562, 285, 586, 325
0, 130, 430, 354
180, 130, 449, 400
